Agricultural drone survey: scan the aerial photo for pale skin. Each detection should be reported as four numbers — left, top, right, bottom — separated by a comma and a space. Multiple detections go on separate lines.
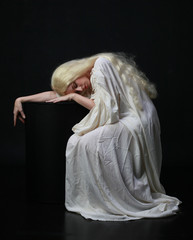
13, 72, 95, 126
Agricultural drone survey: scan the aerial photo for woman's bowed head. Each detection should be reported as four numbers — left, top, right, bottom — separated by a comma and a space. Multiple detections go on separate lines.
46, 70, 94, 106
13, 52, 157, 126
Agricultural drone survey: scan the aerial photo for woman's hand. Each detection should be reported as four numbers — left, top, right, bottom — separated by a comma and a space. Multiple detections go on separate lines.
13, 98, 26, 126
46, 93, 75, 103
47, 93, 94, 110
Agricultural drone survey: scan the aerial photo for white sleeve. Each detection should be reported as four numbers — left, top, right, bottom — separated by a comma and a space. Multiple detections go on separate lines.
72, 57, 119, 136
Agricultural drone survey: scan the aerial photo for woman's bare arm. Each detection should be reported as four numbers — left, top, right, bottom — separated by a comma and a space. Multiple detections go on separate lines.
13, 91, 57, 126
17, 91, 57, 103
72, 93, 95, 110
47, 93, 95, 110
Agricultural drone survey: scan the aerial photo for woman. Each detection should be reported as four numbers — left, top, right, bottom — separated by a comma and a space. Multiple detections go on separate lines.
13, 52, 181, 221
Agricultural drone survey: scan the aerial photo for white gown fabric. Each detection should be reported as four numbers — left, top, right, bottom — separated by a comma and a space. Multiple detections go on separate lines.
65, 57, 181, 221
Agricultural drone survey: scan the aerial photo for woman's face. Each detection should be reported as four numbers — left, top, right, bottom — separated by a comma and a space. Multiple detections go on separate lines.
65, 74, 92, 95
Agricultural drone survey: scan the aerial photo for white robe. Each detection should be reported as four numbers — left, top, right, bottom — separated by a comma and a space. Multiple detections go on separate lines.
65, 57, 181, 221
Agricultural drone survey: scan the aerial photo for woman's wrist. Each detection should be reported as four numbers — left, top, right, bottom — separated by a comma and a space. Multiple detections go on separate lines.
18, 97, 26, 103
70, 93, 76, 101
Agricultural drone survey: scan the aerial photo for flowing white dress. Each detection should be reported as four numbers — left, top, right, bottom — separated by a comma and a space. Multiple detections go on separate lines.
65, 57, 181, 221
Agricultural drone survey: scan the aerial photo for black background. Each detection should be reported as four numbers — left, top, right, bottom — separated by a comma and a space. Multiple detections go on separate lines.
1, 0, 192, 167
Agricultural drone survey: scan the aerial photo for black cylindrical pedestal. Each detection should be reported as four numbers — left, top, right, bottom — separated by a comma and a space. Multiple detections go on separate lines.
23, 102, 88, 203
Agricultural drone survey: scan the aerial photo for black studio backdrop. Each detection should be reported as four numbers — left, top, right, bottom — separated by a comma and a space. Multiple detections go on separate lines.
0, 0, 192, 166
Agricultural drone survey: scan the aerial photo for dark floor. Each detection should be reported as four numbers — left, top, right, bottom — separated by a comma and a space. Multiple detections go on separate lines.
1, 165, 193, 240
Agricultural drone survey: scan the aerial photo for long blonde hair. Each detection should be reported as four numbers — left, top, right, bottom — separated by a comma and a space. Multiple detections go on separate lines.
51, 52, 157, 99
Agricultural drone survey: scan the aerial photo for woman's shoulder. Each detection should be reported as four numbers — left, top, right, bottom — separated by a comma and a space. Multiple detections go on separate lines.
94, 56, 112, 69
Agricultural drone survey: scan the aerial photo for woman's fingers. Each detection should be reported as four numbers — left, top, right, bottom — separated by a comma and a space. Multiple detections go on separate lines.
18, 115, 25, 124
13, 108, 19, 126
13, 98, 26, 126
13, 112, 17, 126
14, 110, 25, 126
20, 110, 26, 119
46, 98, 57, 103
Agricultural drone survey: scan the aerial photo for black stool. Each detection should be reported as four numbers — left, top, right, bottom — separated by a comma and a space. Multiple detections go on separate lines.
23, 102, 88, 203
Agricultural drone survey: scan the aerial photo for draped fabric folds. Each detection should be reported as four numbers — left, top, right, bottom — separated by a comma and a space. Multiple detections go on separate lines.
65, 57, 181, 221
